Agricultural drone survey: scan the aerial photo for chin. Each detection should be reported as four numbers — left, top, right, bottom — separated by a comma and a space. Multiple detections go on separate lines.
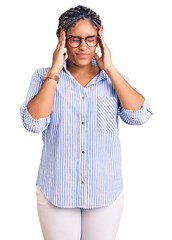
68, 53, 94, 66
74, 55, 92, 65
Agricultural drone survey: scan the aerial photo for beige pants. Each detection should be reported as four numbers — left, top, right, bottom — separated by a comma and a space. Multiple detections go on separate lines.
36, 185, 124, 240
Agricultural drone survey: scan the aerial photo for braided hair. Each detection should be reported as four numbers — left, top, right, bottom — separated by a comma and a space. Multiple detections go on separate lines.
56, 5, 103, 39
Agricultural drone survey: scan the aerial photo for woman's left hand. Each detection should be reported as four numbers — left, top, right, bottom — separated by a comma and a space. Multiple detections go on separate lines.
94, 25, 114, 72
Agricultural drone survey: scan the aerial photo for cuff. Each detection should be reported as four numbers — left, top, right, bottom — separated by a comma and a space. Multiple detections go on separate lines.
118, 98, 153, 125
20, 103, 50, 133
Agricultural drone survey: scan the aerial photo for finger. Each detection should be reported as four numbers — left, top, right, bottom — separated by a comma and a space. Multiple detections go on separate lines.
62, 29, 66, 43
55, 27, 62, 48
99, 30, 107, 49
98, 31, 104, 50
61, 28, 66, 45
59, 27, 64, 41
99, 24, 103, 36
94, 53, 100, 61
58, 28, 65, 48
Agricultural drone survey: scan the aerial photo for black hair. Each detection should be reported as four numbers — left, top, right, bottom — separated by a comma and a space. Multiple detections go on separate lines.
56, 5, 103, 39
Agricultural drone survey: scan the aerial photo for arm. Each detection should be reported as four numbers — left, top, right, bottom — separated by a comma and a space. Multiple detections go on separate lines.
106, 65, 144, 110
19, 67, 59, 133
106, 65, 153, 125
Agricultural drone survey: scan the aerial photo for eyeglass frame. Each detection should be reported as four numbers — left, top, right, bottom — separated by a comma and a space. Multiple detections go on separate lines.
65, 33, 100, 48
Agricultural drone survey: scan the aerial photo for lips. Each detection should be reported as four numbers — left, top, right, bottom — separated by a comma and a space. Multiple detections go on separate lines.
76, 53, 89, 58
76, 53, 89, 56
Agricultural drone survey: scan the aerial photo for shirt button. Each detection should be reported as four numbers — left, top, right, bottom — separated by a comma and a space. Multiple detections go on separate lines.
81, 180, 84, 184
82, 96, 85, 99
82, 151, 85, 154
82, 121, 85, 124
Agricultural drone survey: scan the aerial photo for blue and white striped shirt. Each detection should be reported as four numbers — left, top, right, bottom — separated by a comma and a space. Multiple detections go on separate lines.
19, 57, 153, 209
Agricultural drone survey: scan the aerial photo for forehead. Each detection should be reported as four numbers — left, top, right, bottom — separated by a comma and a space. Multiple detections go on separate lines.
67, 19, 97, 36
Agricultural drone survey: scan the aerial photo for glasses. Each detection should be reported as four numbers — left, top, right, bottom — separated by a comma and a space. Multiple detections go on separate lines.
66, 35, 100, 48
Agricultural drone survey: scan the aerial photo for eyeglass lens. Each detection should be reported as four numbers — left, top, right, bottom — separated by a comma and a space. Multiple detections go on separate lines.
68, 36, 98, 47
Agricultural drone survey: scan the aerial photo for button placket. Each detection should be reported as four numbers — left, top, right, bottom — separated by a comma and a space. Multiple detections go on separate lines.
81, 92, 86, 186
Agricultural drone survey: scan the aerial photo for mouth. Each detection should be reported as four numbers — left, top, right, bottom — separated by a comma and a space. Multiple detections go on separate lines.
76, 53, 90, 59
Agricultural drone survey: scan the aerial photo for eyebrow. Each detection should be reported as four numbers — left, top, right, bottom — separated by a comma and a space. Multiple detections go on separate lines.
69, 35, 97, 38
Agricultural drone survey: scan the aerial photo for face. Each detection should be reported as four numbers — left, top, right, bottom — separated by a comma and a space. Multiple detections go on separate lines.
65, 19, 99, 66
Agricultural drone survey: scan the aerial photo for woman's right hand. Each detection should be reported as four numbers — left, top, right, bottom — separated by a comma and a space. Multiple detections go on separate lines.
50, 26, 66, 74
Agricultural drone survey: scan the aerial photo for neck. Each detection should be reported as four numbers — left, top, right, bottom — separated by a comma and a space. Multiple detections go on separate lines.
67, 57, 94, 75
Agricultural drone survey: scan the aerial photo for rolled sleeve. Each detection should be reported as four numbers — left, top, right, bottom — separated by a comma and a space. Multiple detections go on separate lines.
117, 98, 153, 125
117, 72, 154, 125
19, 68, 51, 133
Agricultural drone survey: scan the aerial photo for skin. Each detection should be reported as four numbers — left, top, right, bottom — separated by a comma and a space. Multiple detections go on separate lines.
27, 18, 145, 121
95, 28, 145, 110
64, 19, 144, 110
64, 19, 101, 81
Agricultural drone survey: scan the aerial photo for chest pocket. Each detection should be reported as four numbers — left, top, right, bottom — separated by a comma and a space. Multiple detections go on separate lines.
97, 96, 118, 133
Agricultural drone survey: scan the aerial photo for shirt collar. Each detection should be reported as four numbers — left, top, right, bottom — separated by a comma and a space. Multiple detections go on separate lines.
62, 57, 107, 84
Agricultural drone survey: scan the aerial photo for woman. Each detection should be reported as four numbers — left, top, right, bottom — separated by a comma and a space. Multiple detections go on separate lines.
19, 5, 153, 240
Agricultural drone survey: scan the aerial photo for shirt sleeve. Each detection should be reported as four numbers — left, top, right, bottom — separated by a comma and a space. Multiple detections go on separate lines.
19, 68, 51, 133
117, 73, 153, 125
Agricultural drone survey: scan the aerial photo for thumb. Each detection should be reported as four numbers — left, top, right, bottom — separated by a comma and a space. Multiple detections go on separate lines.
94, 53, 99, 62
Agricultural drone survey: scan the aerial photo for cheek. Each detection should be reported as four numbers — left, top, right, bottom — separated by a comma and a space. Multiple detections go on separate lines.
90, 47, 97, 55
66, 44, 73, 54
66, 48, 78, 61
66, 47, 76, 56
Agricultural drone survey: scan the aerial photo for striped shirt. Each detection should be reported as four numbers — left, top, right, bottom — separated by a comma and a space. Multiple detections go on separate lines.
19, 57, 153, 209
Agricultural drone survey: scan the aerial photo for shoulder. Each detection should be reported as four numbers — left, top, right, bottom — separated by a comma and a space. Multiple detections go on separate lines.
36, 67, 51, 77
32, 67, 51, 80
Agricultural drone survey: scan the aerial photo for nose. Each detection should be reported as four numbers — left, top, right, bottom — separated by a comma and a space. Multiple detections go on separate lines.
79, 39, 88, 50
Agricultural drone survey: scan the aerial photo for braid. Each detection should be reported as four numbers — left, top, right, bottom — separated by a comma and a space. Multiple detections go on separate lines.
56, 5, 103, 39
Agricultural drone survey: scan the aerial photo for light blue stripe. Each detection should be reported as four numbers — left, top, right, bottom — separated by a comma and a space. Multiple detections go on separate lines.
19, 57, 153, 208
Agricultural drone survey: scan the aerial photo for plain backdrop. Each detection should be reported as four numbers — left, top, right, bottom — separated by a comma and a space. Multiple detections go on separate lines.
0, 0, 171, 239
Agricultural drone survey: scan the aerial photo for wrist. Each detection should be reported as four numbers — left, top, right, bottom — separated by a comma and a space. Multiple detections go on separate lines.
105, 64, 115, 75
50, 66, 61, 75
43, 69, 60, 83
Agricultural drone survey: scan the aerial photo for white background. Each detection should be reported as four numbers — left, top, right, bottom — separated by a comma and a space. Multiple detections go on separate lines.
0, 0, 171, 239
